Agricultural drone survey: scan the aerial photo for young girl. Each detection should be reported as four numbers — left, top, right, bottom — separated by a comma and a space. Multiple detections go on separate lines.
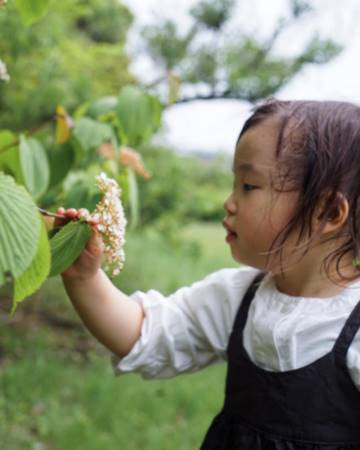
58, 99, 360, 449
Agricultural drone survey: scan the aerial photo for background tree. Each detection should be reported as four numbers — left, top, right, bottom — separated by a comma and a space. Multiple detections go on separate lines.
0, 0, 343, 129
0, 0, 134, 130
140, 0, 342, 104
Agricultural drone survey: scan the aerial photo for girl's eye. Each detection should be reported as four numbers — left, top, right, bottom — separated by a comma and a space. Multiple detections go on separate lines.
232, 180, 258, 193
242, 183, 257, 192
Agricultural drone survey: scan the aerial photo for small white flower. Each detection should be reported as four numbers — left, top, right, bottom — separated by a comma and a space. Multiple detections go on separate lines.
92, 172, 127, 276
0, 59, 10, 82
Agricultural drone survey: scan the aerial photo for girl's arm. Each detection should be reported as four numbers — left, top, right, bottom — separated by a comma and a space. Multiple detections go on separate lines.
54, 207, 144, 359
62, 269, 144, 358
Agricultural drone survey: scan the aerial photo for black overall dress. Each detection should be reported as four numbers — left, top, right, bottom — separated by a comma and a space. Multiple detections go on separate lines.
200, 272, 360, 449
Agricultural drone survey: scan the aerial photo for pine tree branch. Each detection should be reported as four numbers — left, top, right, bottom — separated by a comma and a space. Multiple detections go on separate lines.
172, 91, 251, 105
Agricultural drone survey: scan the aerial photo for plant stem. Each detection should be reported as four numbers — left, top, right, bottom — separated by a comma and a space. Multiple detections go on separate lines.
0, 114, 64, 155
38, 207, 96, 225
38, 207, 66, 219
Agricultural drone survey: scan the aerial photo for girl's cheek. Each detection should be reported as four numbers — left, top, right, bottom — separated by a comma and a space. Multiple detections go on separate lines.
236, 211, 253, 238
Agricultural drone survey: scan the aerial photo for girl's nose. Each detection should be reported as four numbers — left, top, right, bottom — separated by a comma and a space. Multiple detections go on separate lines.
224, 193, 236, 215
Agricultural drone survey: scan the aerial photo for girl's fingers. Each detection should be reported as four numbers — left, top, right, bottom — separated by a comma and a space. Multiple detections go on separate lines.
54, 206, 99, 227
78, 208, 89, 216
86, 228, 104, 254
66, 208, 80, 218
54, 216, 67, 227
78, 208, 99, 226
88, 217, 99, 225
54, 207, 77, 227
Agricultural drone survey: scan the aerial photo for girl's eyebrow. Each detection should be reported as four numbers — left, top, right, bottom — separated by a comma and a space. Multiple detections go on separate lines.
231, 162, 266, 176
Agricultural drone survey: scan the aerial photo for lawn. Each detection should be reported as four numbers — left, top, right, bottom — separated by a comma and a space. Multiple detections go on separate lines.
0, 222, 241, 450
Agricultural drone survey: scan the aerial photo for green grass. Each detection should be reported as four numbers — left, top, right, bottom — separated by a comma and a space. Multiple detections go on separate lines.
0, 221, 241, 450
1, 346, 226, 449
115, 221, 239, 295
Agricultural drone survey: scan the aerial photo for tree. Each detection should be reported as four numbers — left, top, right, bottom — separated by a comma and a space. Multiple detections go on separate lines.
0, 0, 135, 130
140, 0, 342, 104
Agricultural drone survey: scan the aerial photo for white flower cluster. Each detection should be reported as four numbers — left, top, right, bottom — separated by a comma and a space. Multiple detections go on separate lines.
0, 59, 10, 82
92, 172, 127, 276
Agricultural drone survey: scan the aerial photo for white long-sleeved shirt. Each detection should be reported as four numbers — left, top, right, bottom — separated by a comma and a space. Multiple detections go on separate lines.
111, 266, 360, 390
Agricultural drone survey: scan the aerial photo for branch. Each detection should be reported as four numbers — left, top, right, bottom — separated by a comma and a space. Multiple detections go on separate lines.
171, 91, 251, 105
0, 114, 60, 155
246, 18, 289, 73
38, 207, 66, 220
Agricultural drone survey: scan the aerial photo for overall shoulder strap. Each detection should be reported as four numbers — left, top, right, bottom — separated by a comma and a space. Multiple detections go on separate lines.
333, 299, 360, 365
230, 271, 266, 339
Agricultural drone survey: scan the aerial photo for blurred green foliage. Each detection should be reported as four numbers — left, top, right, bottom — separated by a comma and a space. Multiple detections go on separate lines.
0, 0, 135, 130
136, 144, 232, 235
190, 0, 235, 30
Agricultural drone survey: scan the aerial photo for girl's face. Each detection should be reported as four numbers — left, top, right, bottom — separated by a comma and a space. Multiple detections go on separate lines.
223, 116, 300, 272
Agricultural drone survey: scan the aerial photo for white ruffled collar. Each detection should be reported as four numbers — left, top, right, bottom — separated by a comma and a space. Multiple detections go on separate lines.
257, 271, 360, 313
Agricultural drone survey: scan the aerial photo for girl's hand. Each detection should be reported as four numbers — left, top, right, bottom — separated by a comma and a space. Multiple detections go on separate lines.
54, 207, 104, 282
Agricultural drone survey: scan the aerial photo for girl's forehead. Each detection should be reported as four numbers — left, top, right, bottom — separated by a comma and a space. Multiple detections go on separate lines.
234, 117, 281, 171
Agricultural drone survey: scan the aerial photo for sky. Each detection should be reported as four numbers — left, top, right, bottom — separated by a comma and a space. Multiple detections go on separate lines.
121, 0, 360, 156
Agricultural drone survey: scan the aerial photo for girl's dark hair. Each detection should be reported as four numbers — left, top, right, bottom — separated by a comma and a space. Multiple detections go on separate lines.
236, 99, 360, 284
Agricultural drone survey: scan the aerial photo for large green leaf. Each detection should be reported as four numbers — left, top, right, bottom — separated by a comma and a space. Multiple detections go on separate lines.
49, 220, 92, 277
12, 218, 51, 314
62, 168, 102, 211
48, 142, 75, 189
72, 117, 116, 152
0, 172, 41, 286
19, 135, 50, 200
116, 86, 163, 147
87, 96, 118, 119
15, 0, 52, 26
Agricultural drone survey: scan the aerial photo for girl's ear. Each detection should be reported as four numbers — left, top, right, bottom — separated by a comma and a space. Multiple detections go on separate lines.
315, 192, 349, 235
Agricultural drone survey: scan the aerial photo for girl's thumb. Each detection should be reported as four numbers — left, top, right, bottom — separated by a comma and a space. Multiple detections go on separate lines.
87, 230, 104, 254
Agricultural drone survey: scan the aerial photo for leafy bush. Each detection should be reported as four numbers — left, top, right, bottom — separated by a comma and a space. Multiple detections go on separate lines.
0, 0, 134, 130
136, 144, 232, 232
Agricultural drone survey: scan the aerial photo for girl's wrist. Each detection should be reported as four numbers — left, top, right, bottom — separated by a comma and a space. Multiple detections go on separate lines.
61, 269, 101, 286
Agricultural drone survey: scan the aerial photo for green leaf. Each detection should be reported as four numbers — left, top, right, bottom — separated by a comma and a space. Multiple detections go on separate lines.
87, 96, 118, 119
72, 117, 116, 152
48, 142, 75, 189
49, 220, 92, 277
15, 0, 52, 26
0, 131, 24, 183
62, 169, 101, 211
19, 135, 50, 200
0, 172, 41, 286
12, 218, 51, 314
127, 168, 139, 230
63, 181, 91, 210
116, 85, 163, 147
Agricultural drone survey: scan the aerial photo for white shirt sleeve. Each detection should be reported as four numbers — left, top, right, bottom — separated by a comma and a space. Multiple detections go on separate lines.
111, 266, 260, 379
110, 264, 360, 392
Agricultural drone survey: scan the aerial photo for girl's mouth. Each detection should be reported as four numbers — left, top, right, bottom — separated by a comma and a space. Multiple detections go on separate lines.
225, 231, 237, 243
223, 219, 237, 242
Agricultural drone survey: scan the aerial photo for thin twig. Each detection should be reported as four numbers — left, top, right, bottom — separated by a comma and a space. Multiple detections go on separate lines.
38, 207, 66, 220
0, 113, 66, 155
38, 207, 98, 226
